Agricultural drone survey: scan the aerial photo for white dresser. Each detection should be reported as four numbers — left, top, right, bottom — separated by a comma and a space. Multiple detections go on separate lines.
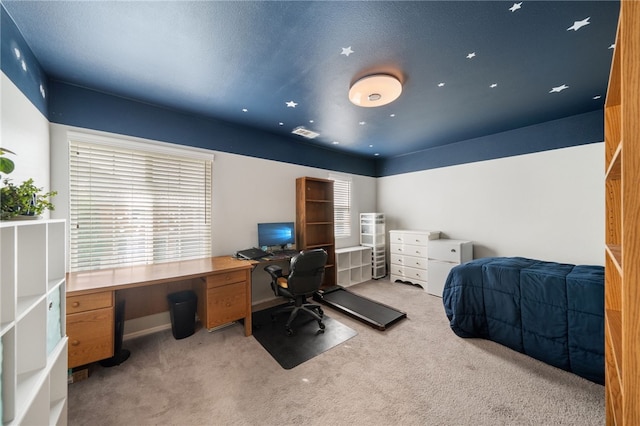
427, 239, 473, 297
389, 230, 440, 289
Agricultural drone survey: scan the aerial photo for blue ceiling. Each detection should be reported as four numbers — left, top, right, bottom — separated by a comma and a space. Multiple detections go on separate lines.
2, 1, 619, 159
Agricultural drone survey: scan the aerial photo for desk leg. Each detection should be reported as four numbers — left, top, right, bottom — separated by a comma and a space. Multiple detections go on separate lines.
244, 275, 252, 336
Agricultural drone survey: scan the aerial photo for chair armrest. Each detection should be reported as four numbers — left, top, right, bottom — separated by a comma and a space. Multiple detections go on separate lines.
264, 264, 283, 278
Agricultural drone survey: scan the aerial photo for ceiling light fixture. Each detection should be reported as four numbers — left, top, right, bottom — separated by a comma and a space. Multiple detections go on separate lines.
349, 74, 402, 107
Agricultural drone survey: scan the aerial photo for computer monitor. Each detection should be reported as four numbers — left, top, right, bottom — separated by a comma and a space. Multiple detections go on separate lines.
258, 222, 295, 250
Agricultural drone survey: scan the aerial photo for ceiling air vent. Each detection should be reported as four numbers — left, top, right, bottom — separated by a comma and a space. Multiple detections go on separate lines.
291, 126, 320, 139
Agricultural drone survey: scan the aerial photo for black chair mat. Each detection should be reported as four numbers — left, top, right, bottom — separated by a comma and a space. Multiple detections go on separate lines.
252, 304, 357, 369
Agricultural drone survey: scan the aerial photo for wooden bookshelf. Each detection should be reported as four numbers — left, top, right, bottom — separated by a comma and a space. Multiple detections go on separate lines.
295, 177, 336, 287
604, 2, 640, 424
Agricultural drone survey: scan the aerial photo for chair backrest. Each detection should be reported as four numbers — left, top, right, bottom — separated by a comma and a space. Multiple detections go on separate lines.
286, 249, 328, 295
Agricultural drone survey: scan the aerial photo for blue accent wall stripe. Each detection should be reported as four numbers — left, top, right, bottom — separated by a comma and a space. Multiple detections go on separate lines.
48, 80, 377, 176
1, 4, 48, 117
375, 110, 604, 177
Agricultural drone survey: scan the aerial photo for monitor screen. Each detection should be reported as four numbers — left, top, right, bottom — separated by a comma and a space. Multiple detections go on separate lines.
258, 222, 295, 249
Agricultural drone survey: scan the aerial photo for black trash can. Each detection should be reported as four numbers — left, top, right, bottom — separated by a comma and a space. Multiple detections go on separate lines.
167, 290, 197, 339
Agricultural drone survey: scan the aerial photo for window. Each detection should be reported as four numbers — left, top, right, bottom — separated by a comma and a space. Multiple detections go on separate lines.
68, 132, 213, 271
330, 174, 351, 238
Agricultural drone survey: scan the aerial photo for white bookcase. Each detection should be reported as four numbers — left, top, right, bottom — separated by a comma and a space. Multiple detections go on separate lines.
360, 213, 386, 279
1, 219, 68, 426
335, 246, 372, 287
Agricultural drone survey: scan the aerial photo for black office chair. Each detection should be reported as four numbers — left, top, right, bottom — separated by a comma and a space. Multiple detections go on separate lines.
264, 249, 328, 335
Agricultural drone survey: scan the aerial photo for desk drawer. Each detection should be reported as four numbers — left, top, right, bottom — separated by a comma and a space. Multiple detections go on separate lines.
205, 281, 247, 328
207, 270, 246, 288
67, 307, 114, 368
67, 291, 113, 314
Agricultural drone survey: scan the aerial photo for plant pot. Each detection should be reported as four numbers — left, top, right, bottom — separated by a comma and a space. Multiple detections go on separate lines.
3, 214, 42, 221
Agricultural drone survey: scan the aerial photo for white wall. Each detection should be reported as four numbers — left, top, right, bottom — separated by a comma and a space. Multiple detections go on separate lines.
1, 73, 51, 204
378, 143, 604, 266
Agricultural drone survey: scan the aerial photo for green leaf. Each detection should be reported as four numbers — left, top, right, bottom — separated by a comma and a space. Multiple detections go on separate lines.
0, 157, 15, 174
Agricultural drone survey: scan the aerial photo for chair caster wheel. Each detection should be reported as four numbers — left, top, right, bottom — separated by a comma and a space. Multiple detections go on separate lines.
286, 327, 293, 336
318, 321, 325, 330
318, 308, 324, 317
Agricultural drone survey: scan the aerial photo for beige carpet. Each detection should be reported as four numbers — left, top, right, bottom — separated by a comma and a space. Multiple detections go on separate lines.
68, 278, 604, 425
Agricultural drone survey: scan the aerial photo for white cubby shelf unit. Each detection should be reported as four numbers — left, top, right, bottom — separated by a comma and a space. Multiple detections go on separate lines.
335, 246, 373, 287
1, 219, 68, 426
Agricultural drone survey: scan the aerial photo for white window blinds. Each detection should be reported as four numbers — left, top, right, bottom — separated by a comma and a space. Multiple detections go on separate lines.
330, 174, 351, 238
69, 134, 213, 272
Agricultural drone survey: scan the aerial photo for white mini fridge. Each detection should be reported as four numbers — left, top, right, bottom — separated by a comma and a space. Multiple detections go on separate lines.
427, 239, 473, 297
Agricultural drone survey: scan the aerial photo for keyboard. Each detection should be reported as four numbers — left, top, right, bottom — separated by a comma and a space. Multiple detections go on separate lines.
266, 249, 300, 260
278, 249, 301, 256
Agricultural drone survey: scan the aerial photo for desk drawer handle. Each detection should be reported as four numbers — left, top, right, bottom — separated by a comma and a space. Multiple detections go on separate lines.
71, 340, 80, 346
72, 302, 80, 308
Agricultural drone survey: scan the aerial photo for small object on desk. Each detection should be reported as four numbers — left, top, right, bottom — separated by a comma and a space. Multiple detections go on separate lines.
237, 247, 270, 260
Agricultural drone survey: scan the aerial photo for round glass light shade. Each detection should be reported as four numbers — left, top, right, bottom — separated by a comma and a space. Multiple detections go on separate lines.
349, 74, 402, 107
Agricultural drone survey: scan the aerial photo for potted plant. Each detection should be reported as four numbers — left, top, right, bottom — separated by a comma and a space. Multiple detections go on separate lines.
1, 178, 57, 220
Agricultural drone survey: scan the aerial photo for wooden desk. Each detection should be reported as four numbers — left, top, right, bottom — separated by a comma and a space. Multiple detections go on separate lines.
66, 256, 253, 368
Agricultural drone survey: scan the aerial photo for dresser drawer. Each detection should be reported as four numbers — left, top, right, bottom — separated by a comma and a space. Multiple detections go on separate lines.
67, 307, 114, 368
207, 270, 247, 288
391, 265, 428, 284
390, 253, 427, 269
389, 231, 439, 247
390, 243, 428, 258
205, 281, 247, 328
67, 291, 113, 314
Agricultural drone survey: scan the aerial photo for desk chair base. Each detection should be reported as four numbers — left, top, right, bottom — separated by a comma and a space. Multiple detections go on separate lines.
272, 301, 325, 336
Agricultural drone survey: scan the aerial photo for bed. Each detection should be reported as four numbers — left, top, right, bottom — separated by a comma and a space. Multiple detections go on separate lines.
442, 257, 604, 384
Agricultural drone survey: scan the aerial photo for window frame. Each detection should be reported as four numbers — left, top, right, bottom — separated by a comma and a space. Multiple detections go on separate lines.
67, 131, 214, 272
329, 173, 352, 239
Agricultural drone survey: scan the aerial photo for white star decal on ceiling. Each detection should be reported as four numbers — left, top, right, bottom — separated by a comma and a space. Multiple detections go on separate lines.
593, 95, 602, 100
341, 46, 354, 57
286, 101, 298, 108
567, 17, 590, 32
609, 43, 615, 49
549, 84, 569, 93
509, 2, 522, 12
466, 52, 476, 59
359, 121, 366, 125
490, 83, 498, 88
438, 82, 445, 87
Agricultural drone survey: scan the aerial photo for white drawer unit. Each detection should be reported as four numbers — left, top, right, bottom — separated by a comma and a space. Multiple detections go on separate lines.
360, 213, 386, 279
427, 239, 473, 297
389, 230, 440, 289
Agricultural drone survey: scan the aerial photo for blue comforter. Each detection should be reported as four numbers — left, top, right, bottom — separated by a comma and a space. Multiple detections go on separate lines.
442, 257, 604, 384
